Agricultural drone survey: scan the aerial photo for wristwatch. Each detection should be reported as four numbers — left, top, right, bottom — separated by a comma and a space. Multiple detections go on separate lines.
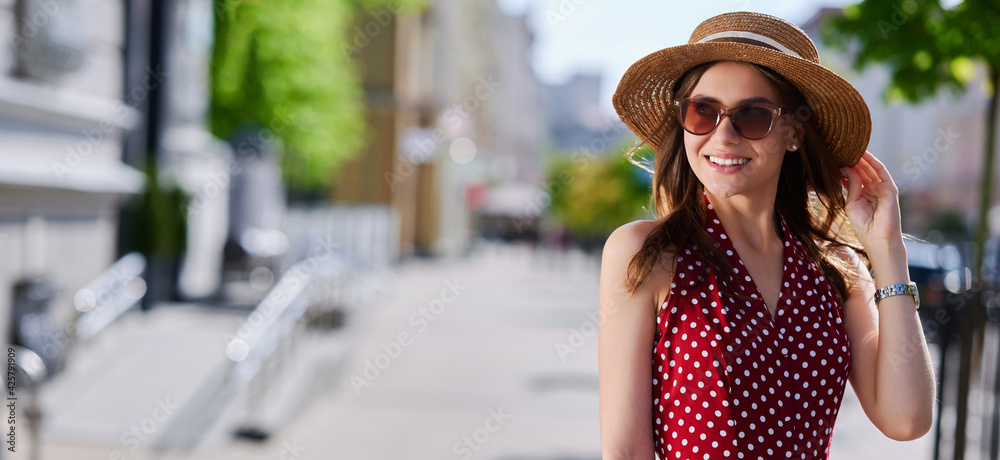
873, 282, 919, 308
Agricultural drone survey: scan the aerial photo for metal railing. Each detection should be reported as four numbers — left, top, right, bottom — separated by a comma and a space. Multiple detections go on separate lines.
73, 252, 147, 341
153, 240, 390, 451
4, 253, 146, 460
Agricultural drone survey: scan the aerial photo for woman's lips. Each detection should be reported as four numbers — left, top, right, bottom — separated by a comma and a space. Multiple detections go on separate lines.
705, 155, 750, 173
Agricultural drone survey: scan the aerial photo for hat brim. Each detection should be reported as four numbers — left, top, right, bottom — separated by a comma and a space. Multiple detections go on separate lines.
612, 42, 871, 168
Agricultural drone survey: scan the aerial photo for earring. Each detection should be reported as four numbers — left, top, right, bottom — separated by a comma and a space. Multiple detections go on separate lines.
789, 144, 799, 151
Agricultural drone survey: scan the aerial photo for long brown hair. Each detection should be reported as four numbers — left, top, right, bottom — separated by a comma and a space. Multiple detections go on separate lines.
622, 61, 870, 306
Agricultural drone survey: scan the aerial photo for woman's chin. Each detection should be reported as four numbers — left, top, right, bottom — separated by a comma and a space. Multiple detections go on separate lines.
702, 184, 743, 199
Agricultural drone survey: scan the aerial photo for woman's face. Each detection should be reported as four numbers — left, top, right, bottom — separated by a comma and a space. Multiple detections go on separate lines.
682, 61, 801, 201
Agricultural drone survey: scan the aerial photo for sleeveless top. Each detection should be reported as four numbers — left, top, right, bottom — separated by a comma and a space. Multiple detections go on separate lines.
652, 191, 851, 460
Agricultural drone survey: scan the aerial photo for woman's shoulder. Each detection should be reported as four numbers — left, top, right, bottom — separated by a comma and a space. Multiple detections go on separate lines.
603, 219, 677, 261
603, 219, 678, 317
605, 219, 658, 244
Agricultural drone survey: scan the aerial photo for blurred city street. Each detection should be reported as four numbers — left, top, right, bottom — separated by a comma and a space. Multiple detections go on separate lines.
35, 242, 603, 459
0, 0, 996, 458
22, 241, 934, 460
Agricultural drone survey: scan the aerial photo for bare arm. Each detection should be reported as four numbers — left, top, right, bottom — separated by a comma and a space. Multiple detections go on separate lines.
837, 242, 936, 440
837, 151, 936, 440
598, 221, 666, 459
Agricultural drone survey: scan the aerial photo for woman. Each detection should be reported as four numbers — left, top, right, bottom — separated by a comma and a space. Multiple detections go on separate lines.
598, 11, 935, 459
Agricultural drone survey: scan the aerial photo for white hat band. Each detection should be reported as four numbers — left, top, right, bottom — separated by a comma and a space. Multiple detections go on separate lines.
696, 31, 803, 59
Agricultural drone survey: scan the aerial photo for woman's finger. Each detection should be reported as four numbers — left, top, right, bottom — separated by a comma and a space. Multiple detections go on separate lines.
856, 155, 881, 184
841, 166, 861, 204
863, 151, 894, 184
846, 162, 874, 187
844, 155, 874, 184
859, 151, 901, 196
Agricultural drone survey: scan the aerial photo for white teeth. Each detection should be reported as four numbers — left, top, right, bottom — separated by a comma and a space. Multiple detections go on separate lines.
709, 156, 750, 166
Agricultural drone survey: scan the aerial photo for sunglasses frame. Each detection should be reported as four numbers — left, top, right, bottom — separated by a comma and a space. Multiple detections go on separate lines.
673, 97, 787, 141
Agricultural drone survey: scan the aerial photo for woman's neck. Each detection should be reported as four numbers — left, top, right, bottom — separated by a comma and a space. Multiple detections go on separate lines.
704, 189, 783, 252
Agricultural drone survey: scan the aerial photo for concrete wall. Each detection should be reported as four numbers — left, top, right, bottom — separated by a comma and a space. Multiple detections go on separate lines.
0, 0, 141, 350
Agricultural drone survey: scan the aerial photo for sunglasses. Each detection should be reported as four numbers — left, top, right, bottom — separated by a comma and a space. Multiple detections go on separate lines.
674, 98, 787, 140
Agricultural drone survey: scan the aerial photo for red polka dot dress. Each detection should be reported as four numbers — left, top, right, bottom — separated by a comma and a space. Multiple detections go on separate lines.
652, 191, 851, 459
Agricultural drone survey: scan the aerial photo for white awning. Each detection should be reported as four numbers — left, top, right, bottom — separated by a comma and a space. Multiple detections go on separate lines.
482, 182, 545, 218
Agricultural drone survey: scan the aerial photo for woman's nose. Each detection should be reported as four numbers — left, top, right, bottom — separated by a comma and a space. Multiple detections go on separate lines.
710, 113, 743, 144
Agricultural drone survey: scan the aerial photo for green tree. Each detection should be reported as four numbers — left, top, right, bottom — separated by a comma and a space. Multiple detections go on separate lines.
546, 143, 654, 249
824, 2, 1000, 457
211, 0, 424, 191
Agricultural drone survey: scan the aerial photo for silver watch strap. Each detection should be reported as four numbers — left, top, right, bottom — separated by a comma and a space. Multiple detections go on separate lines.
873, 282, 919, 308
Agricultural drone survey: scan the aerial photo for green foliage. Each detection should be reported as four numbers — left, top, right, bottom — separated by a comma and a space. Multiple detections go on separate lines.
545, 142, 654, 240
211, 0, 424, 190
125, 163, 189, 258
823, 0, 1000, 102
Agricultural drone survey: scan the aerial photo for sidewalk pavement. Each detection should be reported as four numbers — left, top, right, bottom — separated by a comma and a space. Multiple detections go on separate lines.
32, 241, 935, 459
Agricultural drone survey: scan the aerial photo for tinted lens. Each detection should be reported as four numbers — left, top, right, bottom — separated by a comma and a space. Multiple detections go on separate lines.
732, 106, 774, 139
679, 100, 719, 135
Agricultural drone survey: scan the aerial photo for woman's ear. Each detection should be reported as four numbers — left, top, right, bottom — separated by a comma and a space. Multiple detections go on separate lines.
787, 118, 805, 151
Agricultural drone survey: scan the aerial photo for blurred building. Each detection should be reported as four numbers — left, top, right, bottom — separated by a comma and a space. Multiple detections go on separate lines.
803, 8, 1000, 238
0, 0, 142, 347
488, 10, 546, 185
156, 0, 241, 300
546, 73, 627, 152
330, 0, 547, 256
329, 6, 431, 257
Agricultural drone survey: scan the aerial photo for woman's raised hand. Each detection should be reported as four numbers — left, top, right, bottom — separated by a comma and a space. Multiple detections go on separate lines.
839, 151, 904, 250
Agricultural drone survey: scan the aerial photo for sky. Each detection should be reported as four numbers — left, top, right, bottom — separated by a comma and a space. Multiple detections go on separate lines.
496, 0, 858, 116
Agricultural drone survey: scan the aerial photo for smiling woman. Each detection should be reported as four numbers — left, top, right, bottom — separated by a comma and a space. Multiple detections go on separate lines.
681, 62, 801, 204
597, 11, 936, 460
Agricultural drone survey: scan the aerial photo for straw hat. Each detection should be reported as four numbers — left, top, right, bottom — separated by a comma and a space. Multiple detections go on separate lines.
612, 11, 871, 168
